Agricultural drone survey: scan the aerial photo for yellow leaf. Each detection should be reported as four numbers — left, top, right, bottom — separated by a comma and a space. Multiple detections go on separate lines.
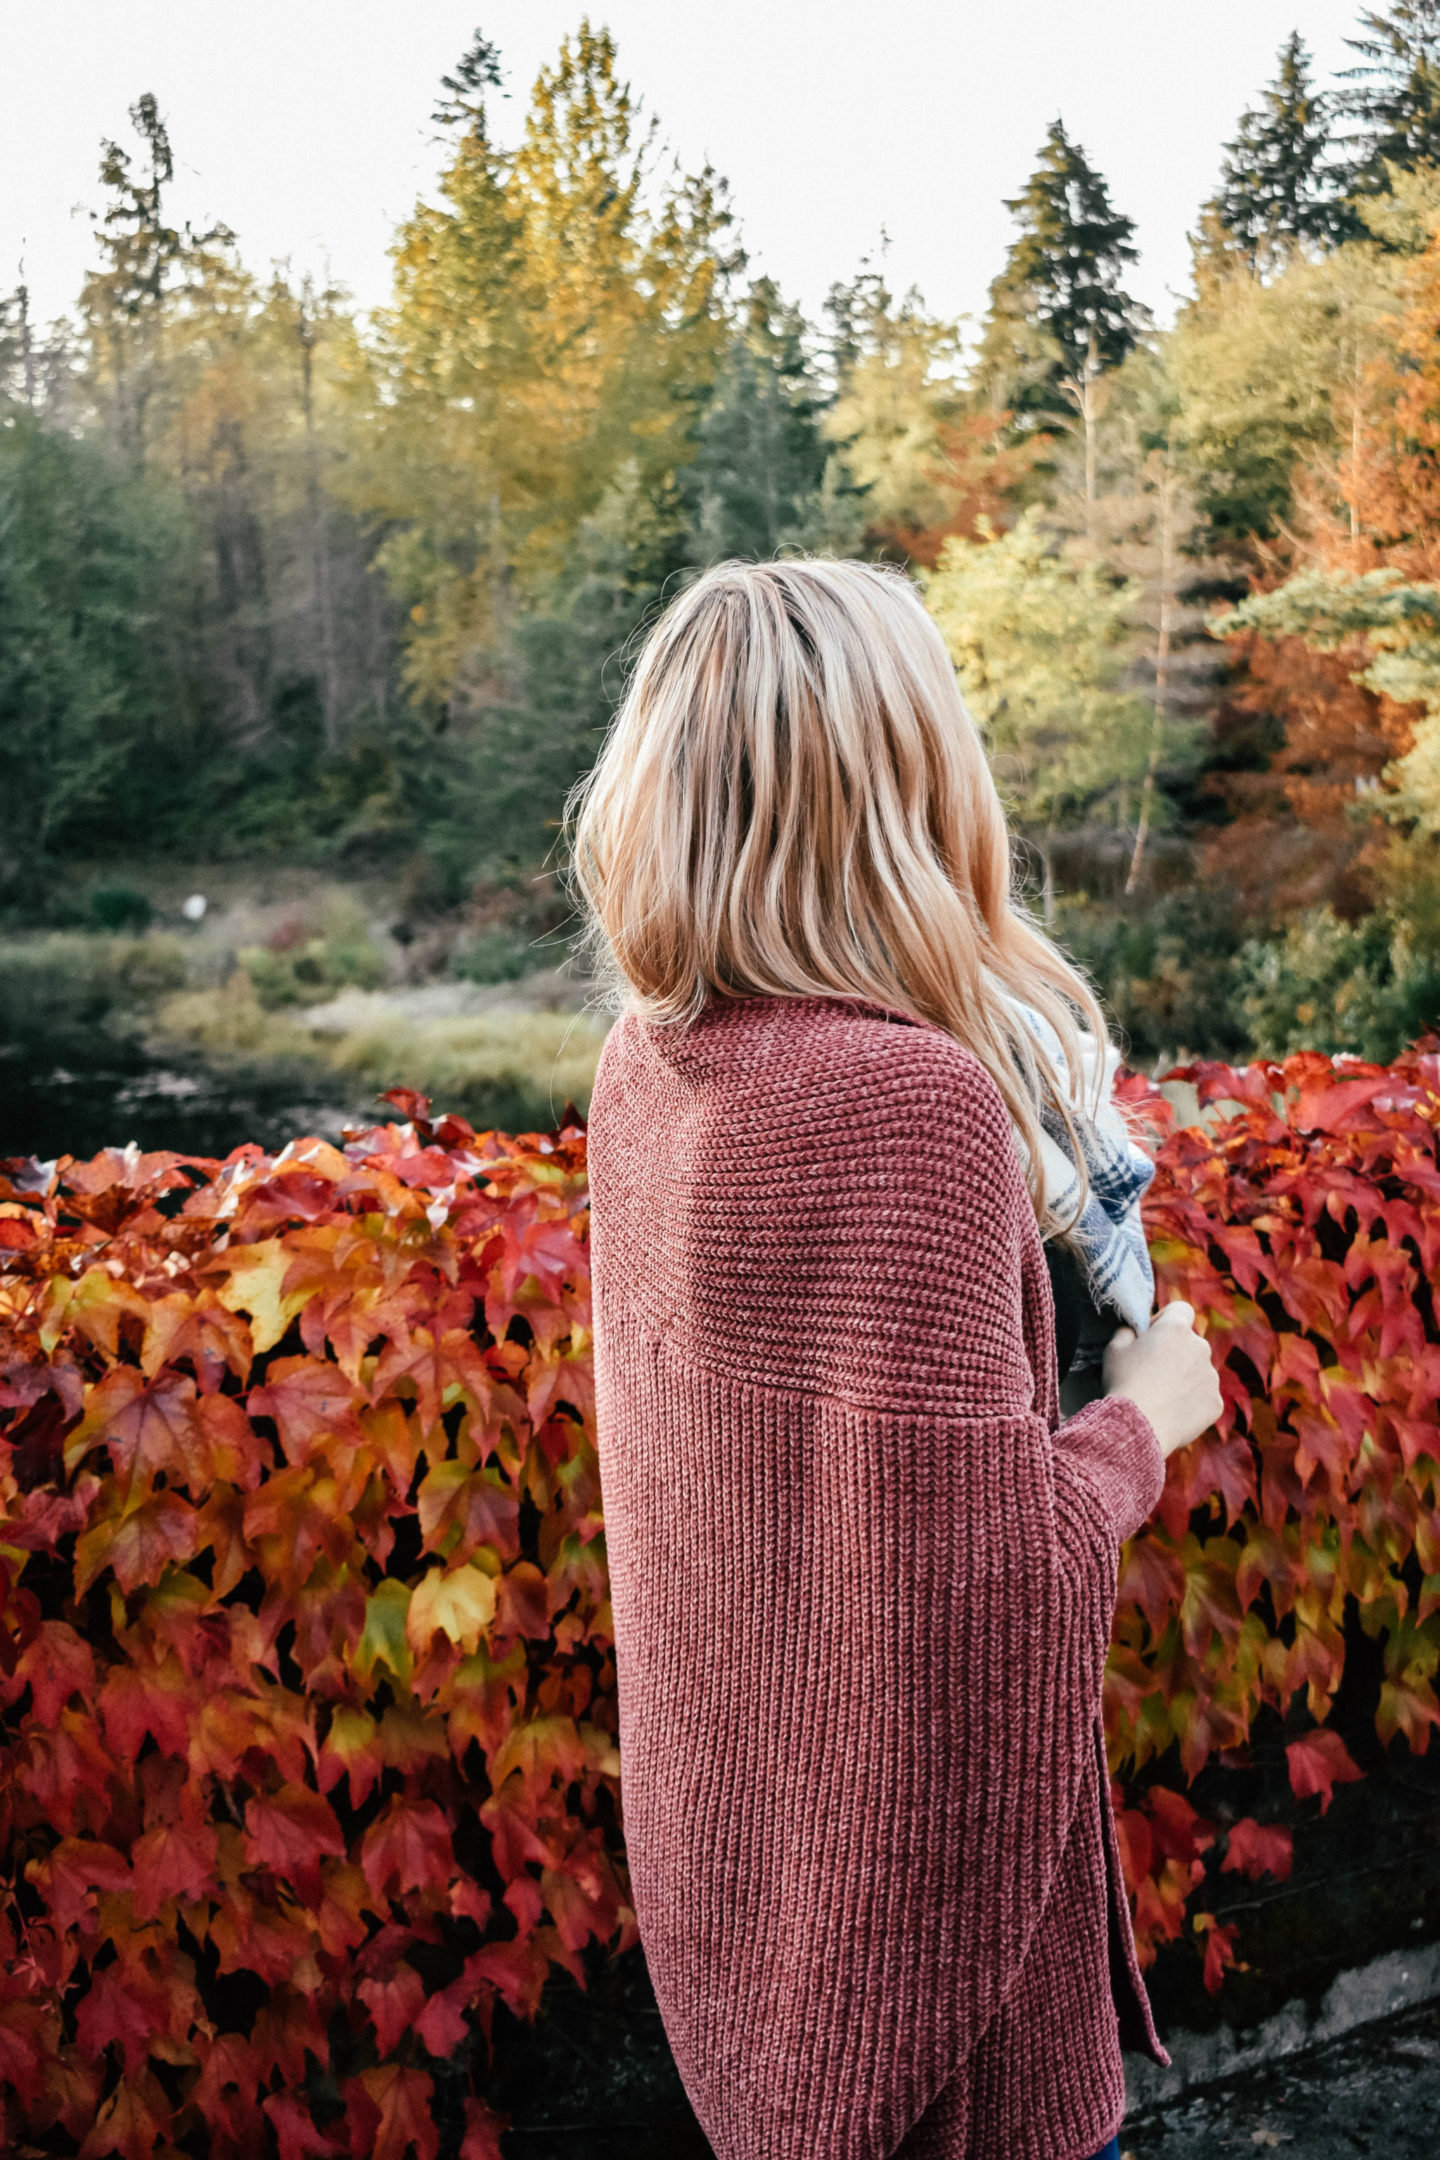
407, 1563, 497, 1659
212, 1240, 313, 1354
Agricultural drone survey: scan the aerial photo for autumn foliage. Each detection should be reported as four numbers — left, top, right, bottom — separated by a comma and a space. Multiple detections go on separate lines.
0, 1092, 622, 2159
1111, 1044, 1440, 1993
2, 1050, 1439, 2151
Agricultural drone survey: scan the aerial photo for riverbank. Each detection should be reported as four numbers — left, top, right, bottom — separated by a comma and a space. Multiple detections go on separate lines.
0, 888, 610, 1159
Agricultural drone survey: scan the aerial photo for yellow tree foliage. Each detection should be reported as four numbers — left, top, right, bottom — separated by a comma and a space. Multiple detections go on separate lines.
360, 22, 737, 715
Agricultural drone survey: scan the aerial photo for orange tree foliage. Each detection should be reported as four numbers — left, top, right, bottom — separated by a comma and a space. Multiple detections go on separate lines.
1, 1050, 1439, 2150
0, 1091, 622, 2159
1200, 627, 1413, 922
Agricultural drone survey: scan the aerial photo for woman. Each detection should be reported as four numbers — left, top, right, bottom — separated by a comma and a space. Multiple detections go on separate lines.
568, 558, 1222, 2160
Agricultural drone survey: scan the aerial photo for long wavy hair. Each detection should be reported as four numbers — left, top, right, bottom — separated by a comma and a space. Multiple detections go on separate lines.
563, 554, 1113, 1232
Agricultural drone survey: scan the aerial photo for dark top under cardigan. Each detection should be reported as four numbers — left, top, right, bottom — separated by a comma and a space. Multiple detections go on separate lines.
1046, 1233, 1124, 1416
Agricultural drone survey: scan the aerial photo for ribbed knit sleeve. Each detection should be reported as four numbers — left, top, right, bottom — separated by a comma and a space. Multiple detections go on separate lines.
587, 994, 1166, 2160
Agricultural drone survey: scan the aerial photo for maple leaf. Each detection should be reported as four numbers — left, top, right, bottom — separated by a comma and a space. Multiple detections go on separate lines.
129, 1819, 219, 1922
1378, 1671, 1440, 1749
493, 1560, 551, 1640
413, 1968, 475, 2058
248, 1358, 366, 1469
371, 1325, 492, 1432
28, 1836, 133, 1933
98, 1660, 194, 1768
1220, 1817, 1293, 1884
76, 2068, 172, 2160
74, 1492, 200, 1596
467, 1932, 549, 2019
488, 1714, 588, 1809
75, 1962, 168, 2076
407, 1563, 497, 1661
1286, 1727, 1365, 1814
1179, 1539, 1243, 1660
209, 1238, 318, 1354
352, 1579, 413, 1690
459, 2094, 509, 2160
360, 1798, 453, 1903
350, 2064, 440, 2160
0, 2002, 47, 2106
358, 1964, 426, 2057
242, 1465, 360, 1591
263, 2092, 345, 2160
1193, 1911, 1243, 1995
244, 1784, 345, 1907
317, 1705, 385, 1808
416, 1459, 521, 1565
14, 1620, 94, 1723
140, 1288, 254, 1389
191, 2033, 265, 2152
1115, 1535, 1185, 1637
61, 1268, 152, 1359
311, 1861, 371, 1960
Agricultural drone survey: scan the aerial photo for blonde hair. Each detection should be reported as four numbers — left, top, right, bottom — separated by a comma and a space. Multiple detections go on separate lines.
564, 555, 1112, 1233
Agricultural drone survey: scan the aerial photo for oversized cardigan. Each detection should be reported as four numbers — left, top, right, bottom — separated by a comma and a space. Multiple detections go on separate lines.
586, 991, 1172, 2160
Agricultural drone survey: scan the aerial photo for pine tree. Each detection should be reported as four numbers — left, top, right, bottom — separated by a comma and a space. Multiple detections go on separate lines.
1202, 31, 1349, 268
980, 120, 1144, 423
1338, 1, 1440, 191
685, 278, 828, 562
79, 94, 189, 461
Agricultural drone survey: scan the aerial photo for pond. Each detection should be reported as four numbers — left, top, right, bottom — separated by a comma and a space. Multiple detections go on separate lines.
0, 1021, 360, 1164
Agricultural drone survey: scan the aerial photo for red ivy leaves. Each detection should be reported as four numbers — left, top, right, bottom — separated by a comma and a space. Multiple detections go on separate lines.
0, 1095, 625, 2156
1108, 1042, 1440, 1985
3, 1047, 1439, 2144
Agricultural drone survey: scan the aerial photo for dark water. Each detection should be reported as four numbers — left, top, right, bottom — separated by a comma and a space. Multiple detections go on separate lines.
0, 1025, 361, 1164
0, 1021, 564, 1164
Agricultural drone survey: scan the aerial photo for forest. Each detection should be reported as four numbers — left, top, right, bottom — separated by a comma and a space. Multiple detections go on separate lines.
6, 3, 1440, 1142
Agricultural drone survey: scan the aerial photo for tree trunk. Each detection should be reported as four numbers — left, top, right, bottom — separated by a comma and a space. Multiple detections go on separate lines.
299, 297, 341, 755
1125, 448, 1176, 898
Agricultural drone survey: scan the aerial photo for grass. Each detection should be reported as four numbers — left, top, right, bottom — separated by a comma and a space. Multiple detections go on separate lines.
151, 983, 611, 1130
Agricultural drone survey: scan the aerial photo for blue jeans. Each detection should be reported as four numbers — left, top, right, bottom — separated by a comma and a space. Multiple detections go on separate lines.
1087, 2142, 1121, 2160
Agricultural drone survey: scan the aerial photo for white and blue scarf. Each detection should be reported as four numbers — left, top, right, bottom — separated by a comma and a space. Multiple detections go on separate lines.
1003, 994, 1156, 1337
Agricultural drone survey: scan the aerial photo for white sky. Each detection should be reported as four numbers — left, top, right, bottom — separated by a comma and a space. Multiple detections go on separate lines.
2, 1, 1369, 349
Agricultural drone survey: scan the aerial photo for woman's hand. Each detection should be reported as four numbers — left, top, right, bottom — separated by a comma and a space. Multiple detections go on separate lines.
1102, 1299, 1224, 1460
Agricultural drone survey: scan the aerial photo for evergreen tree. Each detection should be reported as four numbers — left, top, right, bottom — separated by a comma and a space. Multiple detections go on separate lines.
980, 120, 1144, 423
80, 94, 193, 461
1201, 32, 1349, 268
1338, 1, 1440, 191
685, 278, 828, 562
0, 410, 197, 863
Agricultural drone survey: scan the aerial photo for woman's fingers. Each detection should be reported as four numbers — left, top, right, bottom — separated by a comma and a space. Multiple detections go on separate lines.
1154, 1299, 1194, 1328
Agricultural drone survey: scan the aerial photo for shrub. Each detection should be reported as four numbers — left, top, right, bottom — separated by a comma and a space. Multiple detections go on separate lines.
1113, 1042, 1440, 1989
85, 885, 155, 936
1232, 903, 1440, 1062
1054, 888, 1251, 1063
0, 1094, 619, 2158
238, 935, 389, 1010
450, 930, 537, 987
0, 934, 189, 1035
1, 1048, 1438, 2149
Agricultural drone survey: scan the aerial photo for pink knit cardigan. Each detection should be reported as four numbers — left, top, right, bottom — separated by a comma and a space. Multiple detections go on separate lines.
587, 992, 1172, 2160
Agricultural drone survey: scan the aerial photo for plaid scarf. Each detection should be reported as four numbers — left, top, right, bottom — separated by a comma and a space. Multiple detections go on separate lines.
1002, 994, 1156, 1339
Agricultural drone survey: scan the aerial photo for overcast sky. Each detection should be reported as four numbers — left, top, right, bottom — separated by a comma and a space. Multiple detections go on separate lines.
3, 1, 1370, 349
